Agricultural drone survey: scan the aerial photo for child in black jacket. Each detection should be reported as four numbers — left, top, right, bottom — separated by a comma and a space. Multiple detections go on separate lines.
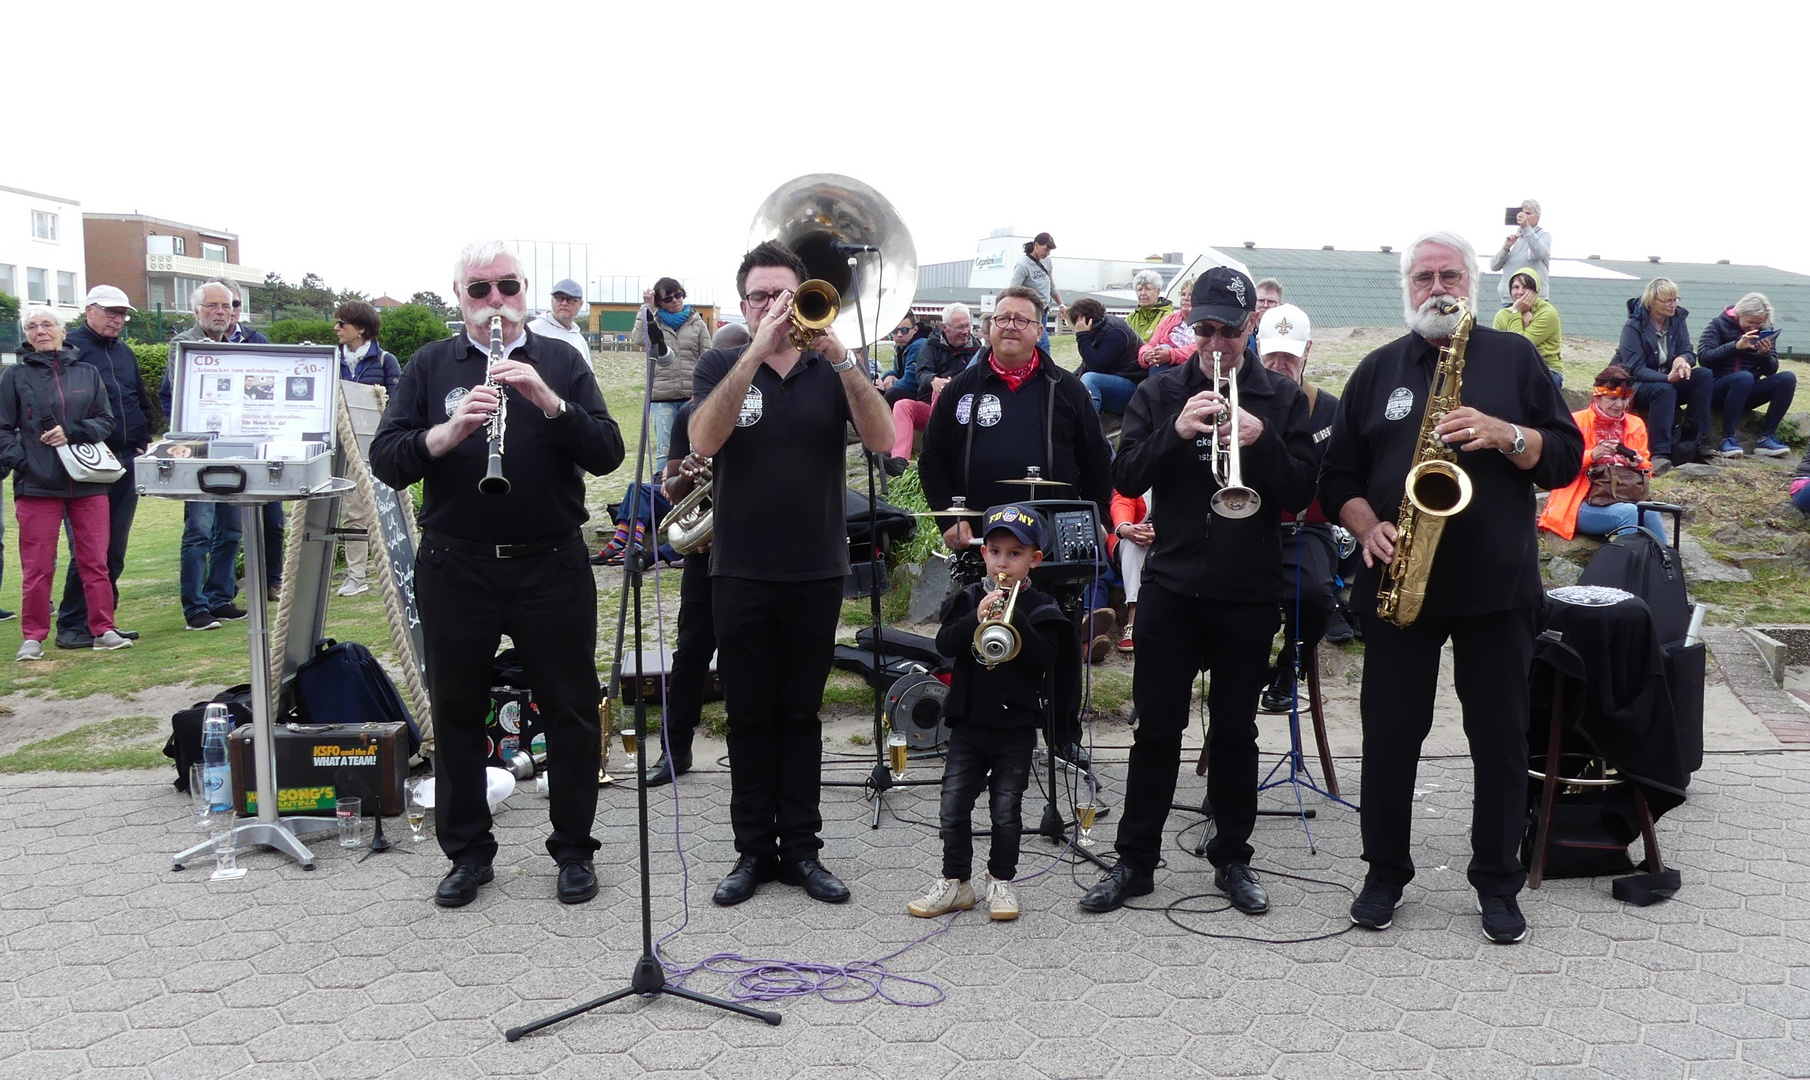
908, 505, 1074, 921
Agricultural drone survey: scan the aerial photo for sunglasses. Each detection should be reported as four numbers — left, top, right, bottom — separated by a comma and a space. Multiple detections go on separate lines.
661, 292, 686, 303
464, 278, 524, 299
1195, 321, 1246, 342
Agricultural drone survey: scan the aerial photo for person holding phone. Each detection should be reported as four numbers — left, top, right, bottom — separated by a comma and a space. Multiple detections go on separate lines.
1490, 200, 1551, 308
1697, 292, 1796, 458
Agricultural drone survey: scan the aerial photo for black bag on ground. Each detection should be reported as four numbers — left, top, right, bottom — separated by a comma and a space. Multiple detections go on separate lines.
1577, 525, 1690, 646
292, 639, 421, 753
164, 684, 255, 792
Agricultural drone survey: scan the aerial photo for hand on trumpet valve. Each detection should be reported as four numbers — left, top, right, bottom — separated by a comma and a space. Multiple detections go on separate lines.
1173, 389, 1225, 439
679, 452, 710, 479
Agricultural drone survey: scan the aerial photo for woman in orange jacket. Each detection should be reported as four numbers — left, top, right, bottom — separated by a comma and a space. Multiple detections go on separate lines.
1537, 366, 1667, 539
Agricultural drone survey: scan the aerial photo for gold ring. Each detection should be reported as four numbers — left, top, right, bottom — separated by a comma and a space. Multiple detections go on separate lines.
1468, 427, 1476, 439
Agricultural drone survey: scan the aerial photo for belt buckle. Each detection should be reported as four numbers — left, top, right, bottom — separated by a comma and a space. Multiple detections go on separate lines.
494, 544, 513, 559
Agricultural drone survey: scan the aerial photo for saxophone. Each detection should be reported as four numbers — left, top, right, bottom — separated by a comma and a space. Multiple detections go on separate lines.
478, 315, 510, 495
1375, 297, 1475, 627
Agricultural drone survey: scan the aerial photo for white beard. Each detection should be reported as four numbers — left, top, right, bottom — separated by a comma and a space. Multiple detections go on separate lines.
1407, 296, 1464, 340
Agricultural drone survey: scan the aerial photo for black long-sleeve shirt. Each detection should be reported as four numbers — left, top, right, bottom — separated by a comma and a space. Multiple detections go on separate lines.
935, 581, 1071, 729
369, 331, 623, 544
1319, 326, 1583, 619
1112, 354, 1318, 604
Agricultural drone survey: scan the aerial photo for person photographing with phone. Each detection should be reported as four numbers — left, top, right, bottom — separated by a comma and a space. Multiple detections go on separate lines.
1697, 292, 1796, 458
1490, 200, 1551, 308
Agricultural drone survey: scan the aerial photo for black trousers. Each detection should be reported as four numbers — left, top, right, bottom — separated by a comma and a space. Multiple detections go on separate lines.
939, 724, 1036, 882
415, 531, 602, 867
1115, 583, 1278, 875
662, 552, 716, 755
55, 470, 139, 636
1358, 607, 1535, 897
1276, 523, 1337, 679
713, 575, 842, 862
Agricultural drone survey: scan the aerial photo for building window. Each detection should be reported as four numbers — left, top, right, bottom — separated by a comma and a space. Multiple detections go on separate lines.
31, 211, 58, 241
58, 272, 77, 306
201, 242, 228, 263
27, 268, 48, 303
0, 264, 14, 297
171, 236, 186, 255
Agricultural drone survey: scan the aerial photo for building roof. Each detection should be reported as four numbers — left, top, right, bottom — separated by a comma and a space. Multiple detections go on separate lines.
83, 212, 238, 240
372, 295, 405, 308
1, 183, 79, 204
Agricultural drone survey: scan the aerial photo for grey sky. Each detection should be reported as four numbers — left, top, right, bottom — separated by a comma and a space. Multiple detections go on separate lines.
14, 1, 1802, 310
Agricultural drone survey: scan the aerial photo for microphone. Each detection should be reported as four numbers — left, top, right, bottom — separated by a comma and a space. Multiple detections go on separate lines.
832, 241, 879, 253
643, 306, 674, 367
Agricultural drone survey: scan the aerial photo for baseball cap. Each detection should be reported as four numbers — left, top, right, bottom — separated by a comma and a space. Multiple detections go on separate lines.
1033, 232, 1056, 250
1186, 266, 1255, 330
1258, 303, 1312, 358
84, 284, 134, 311
982, 504, 1045, 548
550, 278, 584, 299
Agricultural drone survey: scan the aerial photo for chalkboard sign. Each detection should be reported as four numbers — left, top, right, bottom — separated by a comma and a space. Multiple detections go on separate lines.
368, 481, 425, 672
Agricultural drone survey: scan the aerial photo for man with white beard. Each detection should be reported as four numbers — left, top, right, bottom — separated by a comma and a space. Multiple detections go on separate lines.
1318, 231, 1582, 946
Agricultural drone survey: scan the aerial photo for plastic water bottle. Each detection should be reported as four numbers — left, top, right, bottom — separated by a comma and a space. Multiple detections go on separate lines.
201, 704, 233, 814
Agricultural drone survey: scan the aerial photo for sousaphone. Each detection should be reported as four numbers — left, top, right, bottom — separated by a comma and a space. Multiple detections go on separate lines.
748, 174, 919, 350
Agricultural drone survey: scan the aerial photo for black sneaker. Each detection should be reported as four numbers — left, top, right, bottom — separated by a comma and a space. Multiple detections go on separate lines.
1323, 608, 1356, 644
55, 630, 95, 650
186, 612, 223, 631
1478, 893, 1527, 944
210, 604, 248, 621
0, 609, 15, 622
884, 456, 910, 477
1349, 880, 1403, 930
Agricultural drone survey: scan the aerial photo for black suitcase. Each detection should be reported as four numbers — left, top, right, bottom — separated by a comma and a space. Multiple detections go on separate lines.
163, 685, 255, 792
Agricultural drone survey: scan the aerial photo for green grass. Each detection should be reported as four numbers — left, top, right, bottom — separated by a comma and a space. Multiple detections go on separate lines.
0, 715, 167, 772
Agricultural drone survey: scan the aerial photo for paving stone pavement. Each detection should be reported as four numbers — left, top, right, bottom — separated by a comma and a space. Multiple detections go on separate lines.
3, 747, 1809, 1079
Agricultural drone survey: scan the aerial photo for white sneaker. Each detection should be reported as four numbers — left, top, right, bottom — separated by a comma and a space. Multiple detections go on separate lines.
92, 630, 134, 651
15, 640, 44, 662
986, 877, 1020, 921
337, 579, 370, 597
906, 877, 975, 918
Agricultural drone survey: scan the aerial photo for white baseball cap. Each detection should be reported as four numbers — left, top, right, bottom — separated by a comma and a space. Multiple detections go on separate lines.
1258, 303, 1311, 358
83, 284, 135, 310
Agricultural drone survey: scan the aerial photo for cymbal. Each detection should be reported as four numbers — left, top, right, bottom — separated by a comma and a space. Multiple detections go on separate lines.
997, 476, 1072, 488
911, 507, 983, 517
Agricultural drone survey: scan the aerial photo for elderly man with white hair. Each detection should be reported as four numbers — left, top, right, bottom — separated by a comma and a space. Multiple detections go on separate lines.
371, 241, 625, 910
1490, 199, 1551, 308
885, 302, 981, 474
1320, 231, 1582, 945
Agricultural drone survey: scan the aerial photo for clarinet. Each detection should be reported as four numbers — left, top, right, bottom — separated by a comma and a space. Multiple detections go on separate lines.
478, 314, 510, 495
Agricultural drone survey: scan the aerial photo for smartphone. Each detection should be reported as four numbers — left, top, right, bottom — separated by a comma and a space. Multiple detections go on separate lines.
1756, 329, 1781, 341
1505, 207, 1522, 226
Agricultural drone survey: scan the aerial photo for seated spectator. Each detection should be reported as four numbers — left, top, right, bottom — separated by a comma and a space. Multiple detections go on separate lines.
880, 320, 933, 405
1614, 277, 1713, 474
1109, 490, 1152, 654
1491, 269, 1563, 385
1538, 366, 1666, 540
1071, 298, 1145, 415
1136, 276, 1197, 372
1698, 292, 1796, 459
886, 304, 980, 475
1125, 269, 1172, 342
1793, 446, 1810, 517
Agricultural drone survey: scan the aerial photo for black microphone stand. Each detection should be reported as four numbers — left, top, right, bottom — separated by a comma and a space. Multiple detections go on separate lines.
819, 254, 942, 827
508, 314, 779, 1043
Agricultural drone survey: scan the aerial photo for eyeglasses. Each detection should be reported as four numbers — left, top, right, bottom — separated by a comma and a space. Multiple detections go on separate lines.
552, 294, 582, 303
744, 289, 788, 306
992, 314, 1039, 330
1194, 321, 1246, 341
1409, 269, 1468, 289
464, 278, 524, 299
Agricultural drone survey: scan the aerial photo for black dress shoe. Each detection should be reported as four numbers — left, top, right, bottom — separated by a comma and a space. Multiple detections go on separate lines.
557, 860, 598, 904
434, 863, 494, 908
1079, 864, 1155, 913
778, 858, 851, 903
643, 750, 692, 788
117, 629, 140, 640
712, 853, 778, 907
55, 631, 94, 651
1214, 863, 1270, 915
1258, 676, 1294, 715
884, 455, 910, 477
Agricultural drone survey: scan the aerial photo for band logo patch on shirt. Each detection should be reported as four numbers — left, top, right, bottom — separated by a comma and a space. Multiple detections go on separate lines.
1384, 387, 1414, 422
975, 394, 1002, 428
736, 386, 763, 427
443, 386, 469, 418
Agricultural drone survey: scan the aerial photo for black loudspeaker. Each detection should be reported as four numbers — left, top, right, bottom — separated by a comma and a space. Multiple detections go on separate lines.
886, 672, 949, 749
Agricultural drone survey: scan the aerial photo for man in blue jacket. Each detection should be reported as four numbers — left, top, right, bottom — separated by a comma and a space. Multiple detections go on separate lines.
53, 286, 158, 649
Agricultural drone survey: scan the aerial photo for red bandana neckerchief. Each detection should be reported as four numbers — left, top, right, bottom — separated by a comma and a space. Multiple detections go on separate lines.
988, 350, 1041, 392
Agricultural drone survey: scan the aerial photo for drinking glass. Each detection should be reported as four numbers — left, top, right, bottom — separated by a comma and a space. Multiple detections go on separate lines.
406, 783, 428, 844
209, 808, 247, 880
188, 763, 212, 830
620, 729, 639, 771
1075, 801, 1098, 848
886, 732, 908, 782
336, 797, 364, 849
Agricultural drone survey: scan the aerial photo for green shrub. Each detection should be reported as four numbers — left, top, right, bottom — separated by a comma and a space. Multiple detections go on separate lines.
268, 318, 335, 345
131, 345, 170, 428
0, 290, 19, 351
379, 304, 452, 366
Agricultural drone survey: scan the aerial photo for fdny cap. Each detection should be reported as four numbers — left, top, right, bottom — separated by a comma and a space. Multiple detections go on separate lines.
982, 504, 1045, 548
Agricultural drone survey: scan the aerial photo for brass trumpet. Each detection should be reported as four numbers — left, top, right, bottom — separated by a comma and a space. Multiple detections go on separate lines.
972, 572, 1024, 670
788, 280, 840, 351
1209, 350, 1260, 519
661, 471, 713, 555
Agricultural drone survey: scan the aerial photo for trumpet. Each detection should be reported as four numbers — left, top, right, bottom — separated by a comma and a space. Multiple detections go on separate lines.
478, 315, 510, 496
1209, 350, 1260, 519
661, 471, 713, 554
972, 572, 1024, 670
788, 279, 840, 351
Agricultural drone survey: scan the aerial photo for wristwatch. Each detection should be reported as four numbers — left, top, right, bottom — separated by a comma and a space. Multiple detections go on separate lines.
543, 399, 567, 419
1504, 424, 1526, 456
830, 355, 858, 373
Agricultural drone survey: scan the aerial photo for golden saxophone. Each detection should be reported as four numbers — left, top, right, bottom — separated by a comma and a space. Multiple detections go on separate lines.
1375, 297, 1475, 628
478, 315, 510, 495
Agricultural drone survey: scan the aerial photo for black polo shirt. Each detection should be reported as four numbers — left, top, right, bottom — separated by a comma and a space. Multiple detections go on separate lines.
691, 345, 851, 582
1319, 326, 1584, 619
667, 401, 692, 467
369, 330, 623, 544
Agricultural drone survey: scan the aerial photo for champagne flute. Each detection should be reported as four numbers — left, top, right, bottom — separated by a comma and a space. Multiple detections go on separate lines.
406, 782, 428, 844
188, 763, 212, 831
1075, 801, 1098, 848
621, 728, 639, 771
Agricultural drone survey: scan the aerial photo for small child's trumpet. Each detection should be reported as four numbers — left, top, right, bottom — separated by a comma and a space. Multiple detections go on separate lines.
972, 572, 1024, 670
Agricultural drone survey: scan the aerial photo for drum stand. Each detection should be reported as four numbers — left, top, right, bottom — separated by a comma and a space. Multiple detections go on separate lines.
508, 329, 779, 1042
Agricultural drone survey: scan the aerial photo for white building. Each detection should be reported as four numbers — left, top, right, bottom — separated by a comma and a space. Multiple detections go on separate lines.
1, 183, 86, 324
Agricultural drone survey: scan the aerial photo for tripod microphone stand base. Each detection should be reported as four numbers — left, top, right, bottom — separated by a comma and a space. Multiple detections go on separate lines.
505, 955, 781, 1040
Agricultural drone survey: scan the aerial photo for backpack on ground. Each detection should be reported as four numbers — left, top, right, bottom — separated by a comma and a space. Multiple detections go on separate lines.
164, 684, 255, 792
292, 639, 421, 753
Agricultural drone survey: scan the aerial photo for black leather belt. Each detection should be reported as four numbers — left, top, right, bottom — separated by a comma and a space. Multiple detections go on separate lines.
423, 530, 579, 560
